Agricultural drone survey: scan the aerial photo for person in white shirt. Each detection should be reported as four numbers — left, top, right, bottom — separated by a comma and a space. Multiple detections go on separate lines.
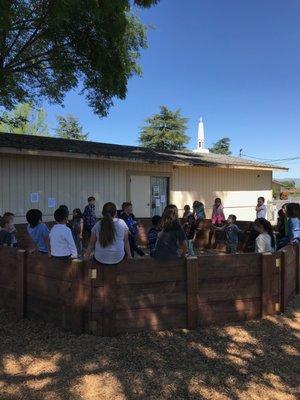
255, 196, 267, 219
255, 218, 275, 253
84, 202, 132, 264
49, 208, 78, 259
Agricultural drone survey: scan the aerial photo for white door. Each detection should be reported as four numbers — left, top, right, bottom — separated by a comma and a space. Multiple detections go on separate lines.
130, 175, 151, 217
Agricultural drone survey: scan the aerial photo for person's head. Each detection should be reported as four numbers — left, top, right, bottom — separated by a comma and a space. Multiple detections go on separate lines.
187, 214, 196, 225
255, 218, 275, 247
257, 197, 265, 206
59, 205, 69, 216
122, 202, 133, 214
26, 209, 42, 228
0, 213, 14, 230
161, 204, 179, 230
88, 196, 96, 205
214, 198, 222, 206
99, 202, 117, 248
227, 214, 237, 224
184, 205, 191, 212
73, 208, 83, 219
286, 202, 300, 219
54, 208, 69, 224
193, 201, 200, 209
152, 215, 162, 228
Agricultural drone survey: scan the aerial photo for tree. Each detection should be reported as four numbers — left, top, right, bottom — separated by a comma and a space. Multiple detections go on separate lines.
0, 0, 160, 117
139, 106, 189, 151
281, 180, 295, 190
209, 137, 232, 155
55, 114, 88, 141
0, 103, 48, 135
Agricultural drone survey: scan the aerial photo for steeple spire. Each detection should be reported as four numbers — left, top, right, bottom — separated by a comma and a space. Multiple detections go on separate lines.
193, 117, 209, 153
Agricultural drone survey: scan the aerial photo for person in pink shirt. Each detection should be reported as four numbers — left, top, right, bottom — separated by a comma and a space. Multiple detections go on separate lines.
211, 198, 225, 226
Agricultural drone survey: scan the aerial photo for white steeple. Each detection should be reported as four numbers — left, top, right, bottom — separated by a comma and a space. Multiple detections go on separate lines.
193, 117, 209, 153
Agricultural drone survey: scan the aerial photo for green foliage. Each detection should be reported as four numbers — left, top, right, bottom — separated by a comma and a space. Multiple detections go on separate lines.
281, 180, 296, 190
55, 114, 88, 141
0, 103, 48, 135
0, 0, 159, 117
139, 106, 189, 151
209, 137, 232, 155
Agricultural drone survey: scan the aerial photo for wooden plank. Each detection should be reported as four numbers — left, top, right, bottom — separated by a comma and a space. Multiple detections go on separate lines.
116, 259, 186, 285
26, 295, 69, 327
26, 253, 74, 282
261, 253, 275, 317
198, 276, 261, 302
296, 244, 300, 295
280, 250, 286, 312
114, 305, 187, 333
102, 264, 117, 337
186, 257, 198, 330
27, 273, 72, 301
197, 298, 261, 325
16, 250, 26, 319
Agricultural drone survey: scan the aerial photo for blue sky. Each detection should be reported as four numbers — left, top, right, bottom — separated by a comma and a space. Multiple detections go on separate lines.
43, 0, 300, 178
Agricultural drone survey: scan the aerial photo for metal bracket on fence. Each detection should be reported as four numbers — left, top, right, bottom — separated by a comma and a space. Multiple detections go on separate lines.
88, 268, 97, 279
275, 303, 281, 312
276, 258, 281, 268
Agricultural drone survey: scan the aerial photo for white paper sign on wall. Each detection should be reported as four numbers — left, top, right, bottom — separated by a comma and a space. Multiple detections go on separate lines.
30, 193, 39, 203
48, 197, 56, 208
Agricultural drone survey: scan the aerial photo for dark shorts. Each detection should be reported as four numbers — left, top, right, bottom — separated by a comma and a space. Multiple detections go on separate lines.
51, 255, 72, 260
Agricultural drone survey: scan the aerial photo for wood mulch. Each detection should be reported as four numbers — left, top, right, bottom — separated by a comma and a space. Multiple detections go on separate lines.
0, 298, 299, 400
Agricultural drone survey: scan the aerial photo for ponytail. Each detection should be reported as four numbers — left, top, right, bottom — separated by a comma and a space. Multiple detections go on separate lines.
99, 202, 117, 247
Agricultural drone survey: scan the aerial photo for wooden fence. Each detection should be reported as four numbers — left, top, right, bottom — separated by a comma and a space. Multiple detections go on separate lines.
0, 244, 299, 336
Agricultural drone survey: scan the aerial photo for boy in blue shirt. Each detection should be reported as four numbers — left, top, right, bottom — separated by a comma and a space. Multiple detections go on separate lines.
213, 214, 241, 253
26, 209, 50, 253
147, 215, 162, 256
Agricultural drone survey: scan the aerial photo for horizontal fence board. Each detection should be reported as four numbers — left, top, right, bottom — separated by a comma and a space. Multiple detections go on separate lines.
27, 273, 72, 301
116, 259, 186, 285
0, 287, 16, 309
26, 255, 74, 282
26, 295, 70, 328
197, 298, 261, 325
198, 276, 261, 301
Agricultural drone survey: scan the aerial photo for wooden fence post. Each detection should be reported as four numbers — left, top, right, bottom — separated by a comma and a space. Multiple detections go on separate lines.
70, 259, 86, 334
261, 252, 276, 317
102, 264, 117, 337
16, 249, 26, 319
186, 256, 199, 330
280, 249, 286, 313
296, 244, 300, 295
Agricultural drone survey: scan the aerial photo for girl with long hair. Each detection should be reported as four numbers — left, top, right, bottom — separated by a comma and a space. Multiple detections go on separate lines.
84, 202, 132, 264
71, 208, 84, 257
255, 218, 276, 253
153, 204, 187, 260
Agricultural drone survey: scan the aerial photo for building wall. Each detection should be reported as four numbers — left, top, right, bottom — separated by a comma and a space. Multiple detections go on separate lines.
0, 153, 272, 222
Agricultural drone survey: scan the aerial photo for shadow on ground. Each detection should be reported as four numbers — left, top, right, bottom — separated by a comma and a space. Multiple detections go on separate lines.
0, 298, 299, 400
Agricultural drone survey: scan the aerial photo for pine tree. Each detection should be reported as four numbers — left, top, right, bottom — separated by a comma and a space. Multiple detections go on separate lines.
209, 137, 231, 155
139, 106, 189, 151
55, 114, 88, 141
0, 103, 48, 136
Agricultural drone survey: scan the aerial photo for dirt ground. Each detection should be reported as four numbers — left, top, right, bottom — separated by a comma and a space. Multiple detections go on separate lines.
0, 298, 299, 400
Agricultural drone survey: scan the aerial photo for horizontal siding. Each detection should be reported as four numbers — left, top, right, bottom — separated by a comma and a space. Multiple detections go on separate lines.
0, 154, 272, 222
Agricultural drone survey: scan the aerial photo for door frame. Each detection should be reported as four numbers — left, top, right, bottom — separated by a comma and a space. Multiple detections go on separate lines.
126, 170, 172, 210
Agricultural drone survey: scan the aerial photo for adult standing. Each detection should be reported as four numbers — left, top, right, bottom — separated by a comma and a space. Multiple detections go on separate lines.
83, 196, 97, 235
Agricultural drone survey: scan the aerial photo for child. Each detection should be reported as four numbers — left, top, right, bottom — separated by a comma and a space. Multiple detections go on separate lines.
213, 214, 241, 253
147, 215, 162, 257
277, 203, 300, 249
255, 197, 267, 219
193, 219, 206, 253
83, 196, 97, 234
59, 205, 73, 231
71, 208, 84, 257
193, 201, 206, 221
276, 203, 288, 240
183, 214, 196, 255
182, 205, 193, 223
26, 209, 50, 253
255, 218, 275, 253
2, 212, 17, 246
0, 214, 15, 246
211, 198, 225, 226
49, 208, 78, 259
120, 202, 144, 257
153, 205, 187, 261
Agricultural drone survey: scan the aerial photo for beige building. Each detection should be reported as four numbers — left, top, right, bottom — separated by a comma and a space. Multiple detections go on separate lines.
0, 133, 287, 223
